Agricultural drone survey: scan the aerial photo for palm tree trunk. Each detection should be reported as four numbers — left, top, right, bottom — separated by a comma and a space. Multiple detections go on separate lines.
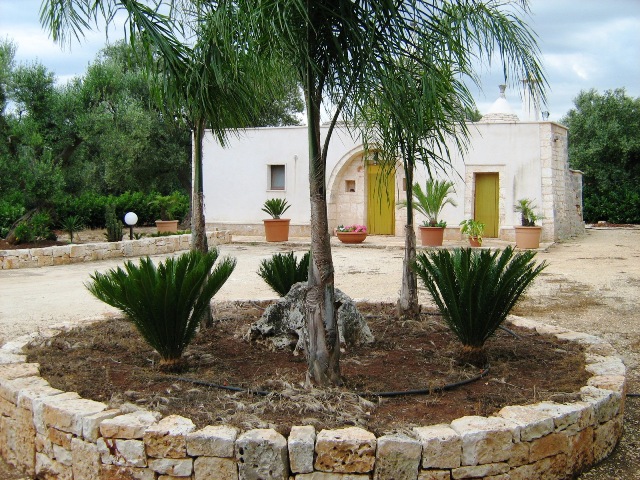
397, 153, 420, 318
191, 117, 208, 254
304, 75, 341, 387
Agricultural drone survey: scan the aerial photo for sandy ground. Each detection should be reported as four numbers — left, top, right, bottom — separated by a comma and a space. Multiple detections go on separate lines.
0, 227, 638, 478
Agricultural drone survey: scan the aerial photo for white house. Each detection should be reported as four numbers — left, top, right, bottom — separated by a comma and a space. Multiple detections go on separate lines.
201, 87, 584, 242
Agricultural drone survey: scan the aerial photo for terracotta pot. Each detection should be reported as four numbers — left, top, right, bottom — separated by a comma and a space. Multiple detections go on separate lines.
264, 219, 290, 242
514, 226, 542, 249
468, 236, 482, 247
419, 226, 445, 247
336, 231, 367, 244
155, 220, 179, 233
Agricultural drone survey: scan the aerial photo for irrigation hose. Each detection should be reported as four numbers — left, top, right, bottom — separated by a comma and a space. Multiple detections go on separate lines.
170, 366, 490, 399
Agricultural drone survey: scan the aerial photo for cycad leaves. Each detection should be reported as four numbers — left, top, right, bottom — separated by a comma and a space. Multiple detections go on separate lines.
258, 251, 310, 297
414, 247, 546, 348
86, 250, 236, 365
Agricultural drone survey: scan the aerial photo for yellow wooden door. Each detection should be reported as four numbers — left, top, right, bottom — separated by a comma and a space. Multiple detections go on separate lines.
367, 163, 395, 235
474, 173, 499, 237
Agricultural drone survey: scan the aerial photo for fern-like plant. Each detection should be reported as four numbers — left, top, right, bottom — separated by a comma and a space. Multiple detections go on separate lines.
413, 246, 546, 365
258, 251, 310, 296
86, 250, 236, 369
399, 179, 457, 227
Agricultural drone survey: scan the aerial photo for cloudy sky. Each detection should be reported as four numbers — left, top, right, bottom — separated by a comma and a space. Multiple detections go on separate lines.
1, 0, 639, 121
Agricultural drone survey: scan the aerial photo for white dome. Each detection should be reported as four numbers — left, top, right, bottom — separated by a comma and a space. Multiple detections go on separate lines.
480, 85, 519, 123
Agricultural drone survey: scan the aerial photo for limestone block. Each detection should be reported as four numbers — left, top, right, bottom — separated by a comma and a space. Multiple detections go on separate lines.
0, 352, 27, 365
42, 397, 107, 436
451, 462, 509, 479
16, 383, 64, 411
534, 324, 569, 336
583, 342, 617, 357
71, 437, 101, 480
194, 456, 238, 480
14, 406, 37, 476
83, 408, 120, 442
35, 452, 73, 480
0, 415, 17, 465
97, 437, 148, 467
99, 465, 156, 480
506, 440, 530, 467
148, 457, 194, 477
373, 434, 421, 480
144, 414, 195, 458
100, 410, 161, 439
587, 375, 627, 396
37, 255, 54, 267
0, 375, 48, 405
236, 428, 289, 480
0, 362, 40, 380
36, 432, 54, 456
593, 415, 623, 463
187, 425, 238, 457
296, 474, 370, 480
414, 424, 462, 469
580, 386, 622, 424
567, 426, 594, 474
53, 443, 73, 466
529, 432, 570, 462
33, 392, 82, 434
288, 425, 315, 474
49, 427, 73, 448
528, 401, 594, 434
449, 416, 518, 466
585, 359, 626, 377
417, 470, 451, 480
497, 405, 554, 441
0, 395, 16, 417
509, 453, 569, 480
158, 476, 194, 480
314, 427, 376, 473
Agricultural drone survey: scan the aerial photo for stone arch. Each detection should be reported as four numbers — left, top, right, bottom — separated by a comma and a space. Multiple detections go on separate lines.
327, 145, 368, 232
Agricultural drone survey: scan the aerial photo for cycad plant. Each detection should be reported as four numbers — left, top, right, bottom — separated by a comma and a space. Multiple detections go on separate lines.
413, 246, 546, 365
86, 250, 236, 369
409, 179, 458, 227
261, 198, 291, 219
258, 251, 310, 296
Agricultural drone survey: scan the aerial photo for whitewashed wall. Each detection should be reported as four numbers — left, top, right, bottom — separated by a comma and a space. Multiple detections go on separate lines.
201, 121, 583, 241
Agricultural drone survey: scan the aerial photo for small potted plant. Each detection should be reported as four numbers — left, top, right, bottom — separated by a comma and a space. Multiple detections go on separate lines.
514, 198, 544, 249
262, 198, 291, 242
335, 224, 368, 244
459, 219, 485, 247
149, 194, 181, 233
401, 179, 457, 246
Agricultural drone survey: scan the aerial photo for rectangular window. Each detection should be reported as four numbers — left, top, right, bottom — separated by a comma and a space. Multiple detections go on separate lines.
269, 165, 286, 190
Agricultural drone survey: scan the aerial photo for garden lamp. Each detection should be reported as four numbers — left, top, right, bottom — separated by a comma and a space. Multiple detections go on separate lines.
124, 212, 138, 240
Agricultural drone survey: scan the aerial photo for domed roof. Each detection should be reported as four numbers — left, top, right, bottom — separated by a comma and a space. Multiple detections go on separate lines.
480, 85, 519, 123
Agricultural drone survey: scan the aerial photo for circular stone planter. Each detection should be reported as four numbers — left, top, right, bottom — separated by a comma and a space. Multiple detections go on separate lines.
0, 316, 626, 479
336, 231, 368, 244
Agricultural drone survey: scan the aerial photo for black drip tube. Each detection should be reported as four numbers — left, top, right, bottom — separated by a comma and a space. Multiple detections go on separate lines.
170, 366, 490, 399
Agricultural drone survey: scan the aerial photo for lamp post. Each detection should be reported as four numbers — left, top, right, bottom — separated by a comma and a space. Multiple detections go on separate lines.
124, 212, 138, 240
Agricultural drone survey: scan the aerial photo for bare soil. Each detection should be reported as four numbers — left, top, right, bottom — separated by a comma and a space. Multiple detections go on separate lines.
26, 301, 588, 437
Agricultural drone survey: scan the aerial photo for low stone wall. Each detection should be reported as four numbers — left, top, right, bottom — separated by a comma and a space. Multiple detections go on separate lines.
0, 231, 232, 270
0, 316, 626, 480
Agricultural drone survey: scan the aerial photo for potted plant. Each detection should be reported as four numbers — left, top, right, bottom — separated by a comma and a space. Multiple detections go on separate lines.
514, 198, 544, 249
401, 179, 457, 246
262, 198, 291, 242
335, 224, 368, 243
459, 219, 485, 247
150, 194, 181, 233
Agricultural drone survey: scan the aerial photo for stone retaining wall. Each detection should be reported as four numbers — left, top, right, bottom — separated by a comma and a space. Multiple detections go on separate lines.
0, 231, 232, 270
0, 316, 626, 479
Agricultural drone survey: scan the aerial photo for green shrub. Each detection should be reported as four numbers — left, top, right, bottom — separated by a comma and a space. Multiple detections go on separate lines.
13, 211, 56, 244
413, 247, 546, 365
61, 215, 85, 243
258, 251, 310, 296
104, 204, 122, 242
0, 201, 25, 239
86, 250, 236, 369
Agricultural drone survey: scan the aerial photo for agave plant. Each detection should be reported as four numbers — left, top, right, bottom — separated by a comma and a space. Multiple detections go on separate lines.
261, 198, 291, 219
86, 250, 236, 369
258, 251, 310, 296
413, 246, 546, 365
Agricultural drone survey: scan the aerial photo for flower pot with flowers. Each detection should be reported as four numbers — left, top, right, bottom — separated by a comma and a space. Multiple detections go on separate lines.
336, 224, 368, 244
514, 198, 544, 249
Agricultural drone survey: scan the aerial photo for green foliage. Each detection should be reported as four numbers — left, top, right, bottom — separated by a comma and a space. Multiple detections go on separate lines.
413, 247, 546, 355
258, 251, 310, 296
149, 192, 185, 221
459, 219, 485, 245
261, 198, 291, 219
561, 88, 640, 223
61, 215, 84, 243
514, 199, 543, 227
104, 204, 122, 242
401, 179, 457, 227
0, 200, 24, 239
86, 250, 236, 367
13, 211, 56, 244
